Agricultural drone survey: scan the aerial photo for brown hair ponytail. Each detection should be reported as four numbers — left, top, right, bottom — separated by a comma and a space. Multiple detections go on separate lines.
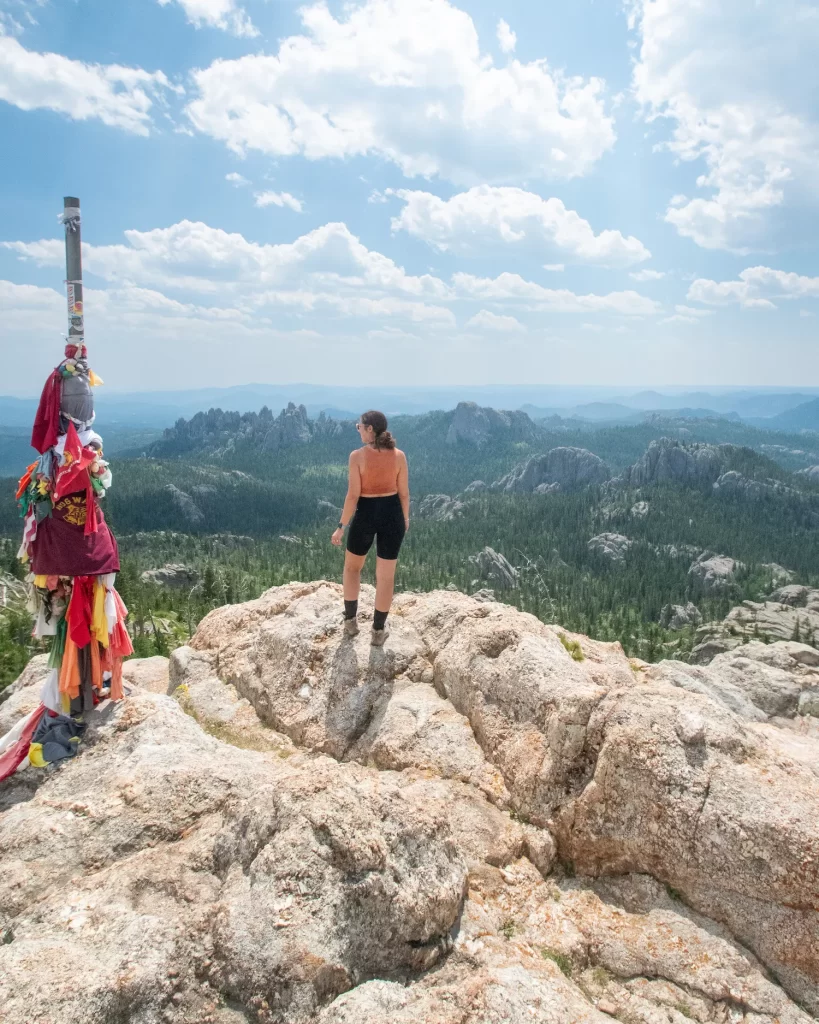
361, 410, 396, 450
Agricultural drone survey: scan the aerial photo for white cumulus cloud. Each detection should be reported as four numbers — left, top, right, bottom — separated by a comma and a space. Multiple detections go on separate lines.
496, 18, 516, 54
628, 0, 819, 252
157, 0, 257, 38
254, 191, 304, 213
185, 0, 616, 185
225, 171, 249, 186
687, 266, 819, 309
0, 31, 176, 135
466, 310, 525, 332
454, 272, 661, 316
390, 186, 650, 268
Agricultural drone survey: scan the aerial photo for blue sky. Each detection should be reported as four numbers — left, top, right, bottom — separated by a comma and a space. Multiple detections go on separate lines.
0, 0, 817, 394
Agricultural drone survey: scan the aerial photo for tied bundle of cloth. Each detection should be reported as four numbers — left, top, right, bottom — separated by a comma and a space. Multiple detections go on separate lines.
1, 344, 131, 784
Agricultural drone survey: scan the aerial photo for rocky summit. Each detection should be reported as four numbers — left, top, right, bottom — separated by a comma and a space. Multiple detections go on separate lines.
1, 583, 818, 1024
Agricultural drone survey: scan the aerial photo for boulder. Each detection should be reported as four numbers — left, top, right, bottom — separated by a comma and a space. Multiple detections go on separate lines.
588, 533, 632, 562
493, 447, 610, 493
417, 494, 466, 522
140, 563, 200, 589
470, 588, 497, 603
712, 470, 796, 500
659, 602, 702, 631
688, 552, 744, 590
317, 499, 342, 522
122, 655, 169, 694
468, 547, 520, 589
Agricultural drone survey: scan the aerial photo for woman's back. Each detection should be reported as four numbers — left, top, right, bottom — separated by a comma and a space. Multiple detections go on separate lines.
359, 445, 402, 495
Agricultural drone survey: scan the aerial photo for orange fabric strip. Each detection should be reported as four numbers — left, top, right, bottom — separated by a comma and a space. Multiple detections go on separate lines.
59, 636, 81, 700
110, 658, 124, 701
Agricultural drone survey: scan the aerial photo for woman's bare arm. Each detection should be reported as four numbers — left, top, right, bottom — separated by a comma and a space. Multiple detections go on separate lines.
340, 451, 362, 526
397, 451, 410, 526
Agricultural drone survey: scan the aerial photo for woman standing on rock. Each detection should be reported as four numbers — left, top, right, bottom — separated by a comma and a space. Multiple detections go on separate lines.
331, 411, 410, 645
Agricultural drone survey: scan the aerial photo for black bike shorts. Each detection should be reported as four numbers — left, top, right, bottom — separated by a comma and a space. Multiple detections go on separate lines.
346, 494, 406, 560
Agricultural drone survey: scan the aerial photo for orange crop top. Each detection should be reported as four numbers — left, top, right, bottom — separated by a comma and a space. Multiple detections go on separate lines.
359, 446, 400, 495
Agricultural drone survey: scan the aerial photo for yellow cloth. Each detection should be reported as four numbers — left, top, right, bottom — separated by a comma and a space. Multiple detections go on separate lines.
33, 574, 48, 588
92, 580, 109, 647
89, 370, 104, 387
28, 743, 47, 768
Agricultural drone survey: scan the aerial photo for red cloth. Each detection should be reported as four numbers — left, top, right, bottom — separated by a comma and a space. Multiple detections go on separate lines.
67, 576, 95, 649
30, 492, 119, 577
53, 423, 100, 537
31, 371, 62, 454
0, 705, 45, 783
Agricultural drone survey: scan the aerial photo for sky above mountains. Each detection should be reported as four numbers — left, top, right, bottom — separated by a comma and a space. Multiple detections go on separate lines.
0, 0, 818, 394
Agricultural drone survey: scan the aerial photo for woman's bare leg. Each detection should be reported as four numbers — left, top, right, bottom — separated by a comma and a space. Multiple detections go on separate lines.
374, 556, 398, 613
344, 551, 367, 602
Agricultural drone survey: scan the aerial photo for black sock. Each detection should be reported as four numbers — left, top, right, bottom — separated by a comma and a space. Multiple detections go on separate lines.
344, 599, 358, 621
373, 609, 388, 631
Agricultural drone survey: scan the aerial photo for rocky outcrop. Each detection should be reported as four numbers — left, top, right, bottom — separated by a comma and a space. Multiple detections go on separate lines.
659, 601, 702, 630
463, 479, 486, 493
417, 494, 466, 522
165, 484, 205, 526
493, 447, 610, 493
797, 465, 819, 482
469, 547, 519, 589
618, 438, 730, 488
317, 499, 342, 522
153, 404, 346, 458
696, 597, 819, 648
1, 584, 818, 1022
141, 563, 200, 589
630, 500, 649, 517
712, 470, 796, 500
446, 402, 539, 447
588, 533, 632, 562
688, 551, 744, 590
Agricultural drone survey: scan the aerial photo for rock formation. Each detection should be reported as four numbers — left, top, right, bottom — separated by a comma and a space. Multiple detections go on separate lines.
141, 563, 201, 589
617, 438, 731, 488
463, 479, 487, 493
468, 547, 520, 589
588, 533, 632, 562
165, 483, 205, 526
446, 402, 539, 447
417, 494, 466, 522
1, 583, 817, 1023
659, 601, 703, 631
493, 448, 610, 493
688, 551, 744, 590
691, 588, 819, 661
797, 465, 819, 483
712, 470, 796, 500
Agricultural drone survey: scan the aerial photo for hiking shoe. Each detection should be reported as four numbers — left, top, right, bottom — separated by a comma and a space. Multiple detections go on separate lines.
371, 627, 389, 647
344, 617, 360, 637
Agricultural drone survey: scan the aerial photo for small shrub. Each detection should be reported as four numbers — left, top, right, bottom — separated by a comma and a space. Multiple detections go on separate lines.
541, 948, 573, 977
674, 1003, 694, 1020
558, 633, 585, 662
500, 918, 517, 940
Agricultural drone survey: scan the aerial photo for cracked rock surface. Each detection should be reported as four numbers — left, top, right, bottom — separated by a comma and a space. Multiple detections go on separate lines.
1, 581, 817, 1023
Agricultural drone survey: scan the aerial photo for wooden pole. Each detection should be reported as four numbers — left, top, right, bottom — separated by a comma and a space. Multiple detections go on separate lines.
63, 196, 84, 351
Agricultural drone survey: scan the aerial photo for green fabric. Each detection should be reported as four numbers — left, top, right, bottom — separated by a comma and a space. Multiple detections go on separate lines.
48, 616, 67, 670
